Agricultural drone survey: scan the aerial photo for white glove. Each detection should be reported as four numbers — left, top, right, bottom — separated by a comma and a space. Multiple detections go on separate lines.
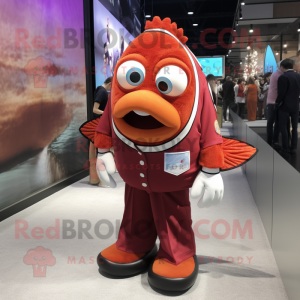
190, 167, 224, 208
96, 149, 117, 188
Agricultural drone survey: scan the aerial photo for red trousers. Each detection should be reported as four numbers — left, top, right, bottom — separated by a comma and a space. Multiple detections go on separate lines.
116, 184, 196, 265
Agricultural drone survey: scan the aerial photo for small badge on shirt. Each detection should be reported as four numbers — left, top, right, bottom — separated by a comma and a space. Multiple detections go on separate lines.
164, 151, 190, 176
214, 120, 221, 135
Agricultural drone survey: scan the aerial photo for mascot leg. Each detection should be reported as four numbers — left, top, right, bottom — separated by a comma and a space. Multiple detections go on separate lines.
97, 184, 158, 277
147, 189, 199, 292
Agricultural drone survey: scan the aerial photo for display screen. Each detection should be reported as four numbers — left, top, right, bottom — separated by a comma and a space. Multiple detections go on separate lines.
264, 45, 277, 73
93, 0, 138, 87
197, 56, 225, 78
97, 0, 141, 37
0, 0, 87, 211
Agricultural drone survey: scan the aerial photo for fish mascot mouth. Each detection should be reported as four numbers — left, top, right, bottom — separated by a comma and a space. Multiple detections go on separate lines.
113, 90, 181, 142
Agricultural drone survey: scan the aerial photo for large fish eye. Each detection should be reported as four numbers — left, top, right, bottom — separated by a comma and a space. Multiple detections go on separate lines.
117, 60, 145, 89
155, 65, 188, 97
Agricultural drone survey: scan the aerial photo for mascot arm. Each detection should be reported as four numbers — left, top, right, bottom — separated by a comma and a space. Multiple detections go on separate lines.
96, 150, 117, 188
199, 138, 258, 171
192, 138, 258, 208
190, 73, 225, 208
94, 132, 113, 150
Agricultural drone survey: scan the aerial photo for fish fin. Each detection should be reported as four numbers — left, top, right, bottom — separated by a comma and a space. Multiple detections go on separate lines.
79, 118, 100, 143
221, 137, 258, 171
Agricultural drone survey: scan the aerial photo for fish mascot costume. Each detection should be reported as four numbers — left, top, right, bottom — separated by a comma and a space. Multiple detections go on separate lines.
80, 16, 257, 293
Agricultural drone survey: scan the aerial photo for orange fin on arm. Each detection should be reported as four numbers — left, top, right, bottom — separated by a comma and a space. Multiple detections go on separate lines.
221, 137, 258, 171
199, 138, 258, 171
79, 118, 100, 143
79, 118, 113, 149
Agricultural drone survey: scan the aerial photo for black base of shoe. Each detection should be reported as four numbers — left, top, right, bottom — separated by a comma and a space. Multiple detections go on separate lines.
279, 148, 290, 157
272, 143, 282, 150
148, 255, 199, 292
97, 244, 158, 277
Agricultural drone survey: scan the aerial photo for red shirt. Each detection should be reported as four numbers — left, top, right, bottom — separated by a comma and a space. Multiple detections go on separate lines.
237, 84, 244, 98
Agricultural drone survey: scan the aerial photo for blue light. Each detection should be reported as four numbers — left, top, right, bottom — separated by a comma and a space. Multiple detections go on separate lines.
264, 45, 277, 73
197, 57, 224, 77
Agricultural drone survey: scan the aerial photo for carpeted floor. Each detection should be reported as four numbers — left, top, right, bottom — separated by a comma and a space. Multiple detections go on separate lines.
0, 124, 288, 300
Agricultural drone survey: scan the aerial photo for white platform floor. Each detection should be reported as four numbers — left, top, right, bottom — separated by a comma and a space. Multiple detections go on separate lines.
0, 124, 289, 300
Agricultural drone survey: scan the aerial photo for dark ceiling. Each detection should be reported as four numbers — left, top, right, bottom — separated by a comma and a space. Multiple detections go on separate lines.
143, 0, 240, 57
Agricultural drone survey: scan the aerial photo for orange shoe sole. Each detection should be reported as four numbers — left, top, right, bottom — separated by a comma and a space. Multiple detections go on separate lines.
148, 255, 199, 292
97, 244, 158, 277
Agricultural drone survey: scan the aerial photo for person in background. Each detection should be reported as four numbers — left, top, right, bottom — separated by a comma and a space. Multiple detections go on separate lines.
103, 42, 112, 79
216, 79, 223, 106
276, 59, 300, 155
90, 77, 112, 186
254, 75, 260, 91
120, 35, 125, 57
266, 60, 285, 147
233, 78, 238, 91
233, 79, 238, 102
234, 78, 246, 118
294, 60, 300, 73
244, 76, 258, 121
103, 18, 112, 79
112, 46, 120, 75
294, 50, 300, 72
259, 77, 265, 86
257, 77, 265, 120
296, 50, 300, 62
93, 77, 112, 118
257, 72, 272, 120
263, 72, 272, 117
231, 78, 239, 114
222, 76, 235, 122
206, 74, 217, 105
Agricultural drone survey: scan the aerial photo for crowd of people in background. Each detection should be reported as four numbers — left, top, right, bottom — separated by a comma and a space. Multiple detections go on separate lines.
206, 51, 300, 156
207, 73, 272, 122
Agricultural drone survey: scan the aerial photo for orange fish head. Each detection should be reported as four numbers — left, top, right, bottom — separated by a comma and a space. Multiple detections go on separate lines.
112, 19, 196, 146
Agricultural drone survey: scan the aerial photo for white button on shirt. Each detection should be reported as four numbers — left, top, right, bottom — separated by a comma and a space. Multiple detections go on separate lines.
142, 183, 147, 187
140, 173, 145, 178
140, 160, 145, 165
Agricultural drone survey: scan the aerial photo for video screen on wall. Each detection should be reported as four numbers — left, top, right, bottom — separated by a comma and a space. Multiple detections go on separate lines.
97, 0, 141, 37
264, 45, 278, 73
93, 0, 140, 87
197, 56, 225, 78
0, 0, 87, 211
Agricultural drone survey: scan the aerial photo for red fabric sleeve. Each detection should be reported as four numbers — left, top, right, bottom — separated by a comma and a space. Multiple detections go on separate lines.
199, 144, 224, 168
94, 132, 113, 149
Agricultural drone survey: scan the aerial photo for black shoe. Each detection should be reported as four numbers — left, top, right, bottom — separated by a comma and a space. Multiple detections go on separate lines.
279, 148, 290, 158
289, 148, 297, 155
97, 244, 158, 277
272, 142, 281, 150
